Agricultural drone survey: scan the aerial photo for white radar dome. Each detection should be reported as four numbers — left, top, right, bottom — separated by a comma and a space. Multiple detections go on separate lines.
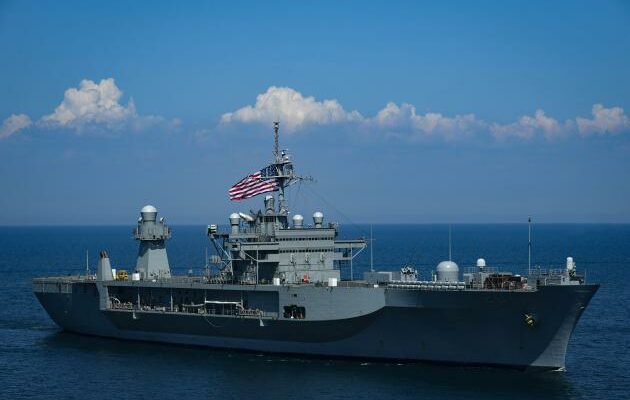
313, 211, 324, 228
293, 214, 304, 228
476, 258, 486, 268
436, 261, 460, 282
229, 213, 241, 233
141, 205, 157, 213
140, 205, 158, 221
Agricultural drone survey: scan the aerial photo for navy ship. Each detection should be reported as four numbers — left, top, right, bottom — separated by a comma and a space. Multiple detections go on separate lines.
33, 122, 598, 370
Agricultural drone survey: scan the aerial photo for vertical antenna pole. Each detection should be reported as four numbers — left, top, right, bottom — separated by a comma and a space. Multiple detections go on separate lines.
273, 121, 280, 162
85, 249, 89, 276
370, 225, 374, 272
273, 121, 287, 215
448, 225, 452, 261
528, 216, 532, 273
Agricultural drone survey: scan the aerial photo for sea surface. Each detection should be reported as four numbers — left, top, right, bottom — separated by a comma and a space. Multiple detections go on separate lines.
0, 224, 628, 400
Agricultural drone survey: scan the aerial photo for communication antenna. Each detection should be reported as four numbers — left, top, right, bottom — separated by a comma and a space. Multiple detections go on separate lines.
528, 216, 532, 273
370, 225, 374, 272
273, 120, 280, 162
85, 249, 89, 276
448, 225, 452, 261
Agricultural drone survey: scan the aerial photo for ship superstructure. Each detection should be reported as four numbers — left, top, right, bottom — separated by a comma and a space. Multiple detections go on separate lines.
208, 122, 366, 285
33, 122, 599, 370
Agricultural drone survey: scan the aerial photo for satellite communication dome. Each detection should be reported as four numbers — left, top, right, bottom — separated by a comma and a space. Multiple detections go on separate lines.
293, 214, 304, 228
476, 258, 486, 268
313, 211, 324, 228
141, 205, 157, 213
229, 213, 241, 233
436, 261, 459, 282
140, 205, 158, 221
229, 213, 240, 225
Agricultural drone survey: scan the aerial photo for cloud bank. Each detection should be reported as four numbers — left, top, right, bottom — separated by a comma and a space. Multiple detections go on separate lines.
222, 87, 629, 141
1, 78, 174, 139
3, 83, 628, 143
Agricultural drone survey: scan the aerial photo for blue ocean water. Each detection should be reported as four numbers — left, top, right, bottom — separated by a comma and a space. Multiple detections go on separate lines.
0, 224, 628, 399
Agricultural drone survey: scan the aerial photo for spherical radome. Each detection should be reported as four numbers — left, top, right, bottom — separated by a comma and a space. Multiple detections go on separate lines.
437, 261, 459, 272
141, 205, 157, 214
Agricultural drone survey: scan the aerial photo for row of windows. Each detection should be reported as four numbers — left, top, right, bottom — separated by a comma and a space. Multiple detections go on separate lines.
279, 249, 332, 253
276, 237, 334, 241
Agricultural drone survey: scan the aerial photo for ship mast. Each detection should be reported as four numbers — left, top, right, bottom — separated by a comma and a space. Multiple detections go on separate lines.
273, 121, 288, 215
274, 121, 280, 161
272, 121, 312, 216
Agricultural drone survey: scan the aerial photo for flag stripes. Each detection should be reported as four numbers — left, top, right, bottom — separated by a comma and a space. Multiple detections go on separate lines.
229, 165, 279, 200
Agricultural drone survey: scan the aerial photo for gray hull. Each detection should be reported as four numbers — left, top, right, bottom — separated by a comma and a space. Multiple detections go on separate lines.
34, 281, 598, 370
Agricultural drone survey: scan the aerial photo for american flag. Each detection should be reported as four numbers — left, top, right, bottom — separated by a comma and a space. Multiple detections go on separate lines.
229, 164, 279, 200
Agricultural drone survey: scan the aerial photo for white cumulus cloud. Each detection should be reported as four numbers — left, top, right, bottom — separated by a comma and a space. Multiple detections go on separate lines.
40, 78, 137, 131
371, 102, 484, 139
1, 77, 176, 140
221, 86, 363, 132
0, 114, 32, 139
490, 110, 566, 140
576, 104, 630, 136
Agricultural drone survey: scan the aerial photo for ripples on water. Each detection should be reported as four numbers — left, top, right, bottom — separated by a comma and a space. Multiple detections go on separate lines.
0, 225, 628, 399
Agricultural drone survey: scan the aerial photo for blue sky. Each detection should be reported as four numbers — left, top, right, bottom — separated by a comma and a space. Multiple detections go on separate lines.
1, 0, 629, 225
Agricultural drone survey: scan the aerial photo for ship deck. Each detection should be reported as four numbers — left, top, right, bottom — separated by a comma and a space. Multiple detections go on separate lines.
33, 274, 538, 292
